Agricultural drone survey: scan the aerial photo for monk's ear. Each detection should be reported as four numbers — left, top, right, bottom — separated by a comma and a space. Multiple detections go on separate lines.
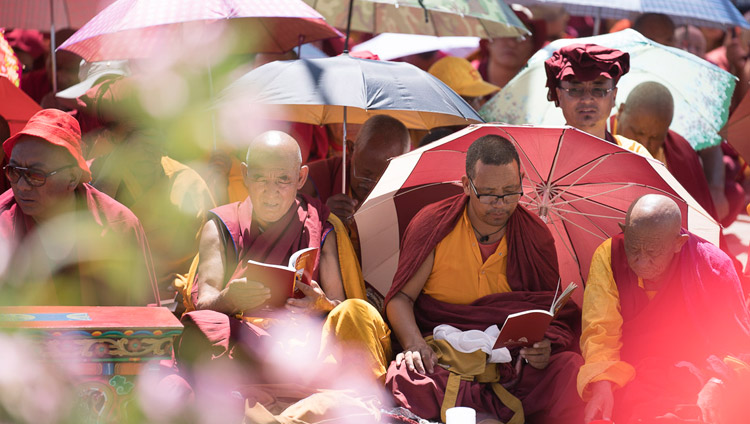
674, 233, 689, 253
618, 222, 626, 232
611, 87, 618, 108
460, 175, 471, 196
617, 103, 626, 116
297, 165, 309, 189
67, 168, 82, 191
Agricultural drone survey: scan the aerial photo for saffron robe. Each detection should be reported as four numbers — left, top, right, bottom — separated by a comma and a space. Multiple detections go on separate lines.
384, 194, 583, 423
579, 232, 750, 423
0, 184, 159, 306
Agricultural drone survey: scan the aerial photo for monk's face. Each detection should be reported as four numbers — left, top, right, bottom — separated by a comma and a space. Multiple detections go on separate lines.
462, 160, 522, 228
556, 76, 616, 134
487, 36, 535, 70
623, 226, 683, 281
350, 137, 404, 204
617, 106, 671, 157
243, 157, 307, 228
8, 137, 79, 220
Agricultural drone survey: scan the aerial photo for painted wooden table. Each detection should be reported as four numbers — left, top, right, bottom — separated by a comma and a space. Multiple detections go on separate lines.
0, 306, 183, 422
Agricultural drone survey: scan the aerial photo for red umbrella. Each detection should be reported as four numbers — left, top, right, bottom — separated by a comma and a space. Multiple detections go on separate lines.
354, 124, 719, 304
58, 0, 341, 61
0, 76, 42, 136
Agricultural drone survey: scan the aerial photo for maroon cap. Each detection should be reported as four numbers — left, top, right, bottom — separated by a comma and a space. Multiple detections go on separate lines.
3, 109, 91, 183
544, 43, 630, 103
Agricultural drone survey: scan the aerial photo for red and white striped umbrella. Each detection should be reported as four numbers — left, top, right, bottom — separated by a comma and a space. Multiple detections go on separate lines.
58, 0, 341, 62
354, 124, 719, 301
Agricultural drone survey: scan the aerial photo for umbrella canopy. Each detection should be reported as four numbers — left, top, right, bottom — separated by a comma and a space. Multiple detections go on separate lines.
215, 54, 484, 130
512, 0, 749, 30
58, 0, 341, 62
354, 124, 719, 301
721, 88, 750, 163
305, 0, 528, 39
351, 33, 480, 60
0, 77, 43, 137
0, 0, 116, 31
480, 29, 735, 151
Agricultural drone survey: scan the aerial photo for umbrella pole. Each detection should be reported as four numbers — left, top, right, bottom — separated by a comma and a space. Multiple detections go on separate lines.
342, 106, 348, 194
593, 9, 601, 36
344, 0, 354, 52
50, 0, 58, 94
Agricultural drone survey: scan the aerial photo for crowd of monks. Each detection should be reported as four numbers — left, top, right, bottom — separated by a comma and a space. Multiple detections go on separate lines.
3, 10, 750, 424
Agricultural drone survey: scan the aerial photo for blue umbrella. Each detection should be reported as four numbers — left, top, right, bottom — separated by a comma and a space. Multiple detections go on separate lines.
512, 0, 749, 30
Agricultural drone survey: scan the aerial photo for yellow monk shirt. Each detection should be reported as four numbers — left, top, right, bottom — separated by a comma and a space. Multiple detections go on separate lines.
578, 238, 659, 401
423, 205, 511, 305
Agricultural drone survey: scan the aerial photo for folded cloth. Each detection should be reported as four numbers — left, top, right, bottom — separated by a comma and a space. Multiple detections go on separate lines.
433, 324, 512, 364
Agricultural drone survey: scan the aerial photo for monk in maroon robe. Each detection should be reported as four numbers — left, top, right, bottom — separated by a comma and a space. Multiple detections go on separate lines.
0, 109, 159, 306
581, 194, 750, 424
385, 135, 583, 423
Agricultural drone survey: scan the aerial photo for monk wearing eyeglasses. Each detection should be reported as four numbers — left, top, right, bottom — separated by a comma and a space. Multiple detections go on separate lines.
545, 43, 652, 158
384, 135, 584, 423
0, 108, 159, 306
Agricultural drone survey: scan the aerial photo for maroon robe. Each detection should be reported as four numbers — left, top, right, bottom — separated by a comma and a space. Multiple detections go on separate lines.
384, 194, 583, 423
663, 130, 719, 220
180, 195, 332, 369
608, 231, 750, 423
0, 184, 159, 306
305, 156, 349, 204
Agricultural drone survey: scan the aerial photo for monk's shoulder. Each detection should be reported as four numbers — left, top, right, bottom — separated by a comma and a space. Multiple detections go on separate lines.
82, 184, 142, 230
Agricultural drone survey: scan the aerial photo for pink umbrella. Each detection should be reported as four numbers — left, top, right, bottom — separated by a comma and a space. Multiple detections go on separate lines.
0, 0, 116, 30
58, 0, 341, 62
354, 124, 719, 304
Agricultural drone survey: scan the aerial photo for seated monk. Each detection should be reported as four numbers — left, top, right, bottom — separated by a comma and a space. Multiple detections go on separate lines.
545, 43, 652, 157
580, 194, 750, 424
89, 128, 216, 299
301, 114, 411, 260
0, 109, 159, 306
178, 131, 390, 385
384, 135, 583, 423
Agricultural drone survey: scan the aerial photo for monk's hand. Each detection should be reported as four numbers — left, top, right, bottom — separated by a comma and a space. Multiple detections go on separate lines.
520, 338, 551, 369
584, 380, 614, 423
396, 341, 438, 374
697, 378, 726, 424
285, 280, 337, 315
224, 278, 271, 313
326, 193, 358, 222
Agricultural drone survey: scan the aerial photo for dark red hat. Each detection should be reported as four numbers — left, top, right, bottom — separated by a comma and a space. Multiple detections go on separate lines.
544, 43, 630, 103
3, 109, 92, 183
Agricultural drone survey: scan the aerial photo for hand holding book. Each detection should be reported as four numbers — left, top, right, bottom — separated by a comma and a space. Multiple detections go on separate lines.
285, 280, 340, 315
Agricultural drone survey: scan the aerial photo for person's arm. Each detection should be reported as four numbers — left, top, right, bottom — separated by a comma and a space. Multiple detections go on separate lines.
194, 220, 270, 314
697, 145, 729, 221
386, 250, 438, 374
285, 229, 345, 315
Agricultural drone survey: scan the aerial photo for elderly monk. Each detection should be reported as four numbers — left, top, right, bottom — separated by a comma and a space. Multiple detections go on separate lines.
580, 194, 750, 424
179, 130, 390, 383
0, 109, 158, 306
545, 43, 652, 157
384, 135, 583, 423
302, 114, 410, 259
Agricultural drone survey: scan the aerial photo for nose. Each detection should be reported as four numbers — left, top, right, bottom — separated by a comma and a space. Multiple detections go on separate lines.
15, 174, 34, 191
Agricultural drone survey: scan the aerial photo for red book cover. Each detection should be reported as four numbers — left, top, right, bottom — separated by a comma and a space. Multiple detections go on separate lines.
245, 247, 318, 310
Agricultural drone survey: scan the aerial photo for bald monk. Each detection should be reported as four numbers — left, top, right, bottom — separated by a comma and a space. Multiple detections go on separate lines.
632, 13, 676, 47
580, 194, 750, 424
614, 81, 720, 220
545, 43, 652, 157
385, 135, 583, 423
179, 131, 390, 383
302, 115, 410, 246
0, 109, 159, 306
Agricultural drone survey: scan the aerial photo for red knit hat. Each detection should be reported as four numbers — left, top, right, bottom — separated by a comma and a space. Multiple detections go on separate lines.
544, 43, 630, 103
3, 109, 92, 183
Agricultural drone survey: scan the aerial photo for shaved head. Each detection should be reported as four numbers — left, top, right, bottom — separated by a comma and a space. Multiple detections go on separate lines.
623, 194, 687, 281
633, 13, 676, 46
617, 82, 674, 156
243, 130, 307, 227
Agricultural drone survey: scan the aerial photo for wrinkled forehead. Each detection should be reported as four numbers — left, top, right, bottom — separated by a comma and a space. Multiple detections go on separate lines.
10, 136, 71, 165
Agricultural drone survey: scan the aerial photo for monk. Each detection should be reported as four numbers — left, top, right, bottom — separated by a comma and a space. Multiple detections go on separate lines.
179, 131, 390, 384
580, 194, 750, 424
632, 13, 676, 47
303, 115, 410, 259
545, 43, 652, 157
384, 135, 583, 423
0, 108, 158, 306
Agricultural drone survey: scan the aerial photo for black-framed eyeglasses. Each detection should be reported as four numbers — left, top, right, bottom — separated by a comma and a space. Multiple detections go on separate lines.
559, 86, 614, 98
467, 177, 523, 205
3, 164, 76, 187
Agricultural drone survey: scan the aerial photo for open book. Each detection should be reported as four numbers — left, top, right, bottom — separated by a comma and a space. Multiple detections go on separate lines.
245, 247, 319, 309
493, 281, 578, 349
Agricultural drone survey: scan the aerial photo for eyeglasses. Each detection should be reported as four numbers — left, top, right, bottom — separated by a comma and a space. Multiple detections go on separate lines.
351, 160, 382, 185
558, 86, 614, 98
3, 164, 76, 187
468, 177, 523, 205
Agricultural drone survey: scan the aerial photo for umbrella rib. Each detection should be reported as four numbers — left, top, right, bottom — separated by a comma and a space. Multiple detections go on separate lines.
547, 211, 581, 268
499, 128, 547, 185
547, 195, 620, 237
546, 128, 566, 186
356, 181, 460, 213
548, 154, 612, 204
548, 207, 609, 241
541, 204, 623, 221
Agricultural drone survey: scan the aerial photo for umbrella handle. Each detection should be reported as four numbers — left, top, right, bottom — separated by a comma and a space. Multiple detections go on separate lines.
342, 106, 347, 194
417, 0, 429, 23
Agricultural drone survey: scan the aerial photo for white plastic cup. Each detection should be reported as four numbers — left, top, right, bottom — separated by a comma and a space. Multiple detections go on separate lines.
445, 406, 476, 424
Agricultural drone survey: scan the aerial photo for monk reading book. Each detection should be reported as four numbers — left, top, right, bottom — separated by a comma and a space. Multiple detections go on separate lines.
245, 246, 318, 310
